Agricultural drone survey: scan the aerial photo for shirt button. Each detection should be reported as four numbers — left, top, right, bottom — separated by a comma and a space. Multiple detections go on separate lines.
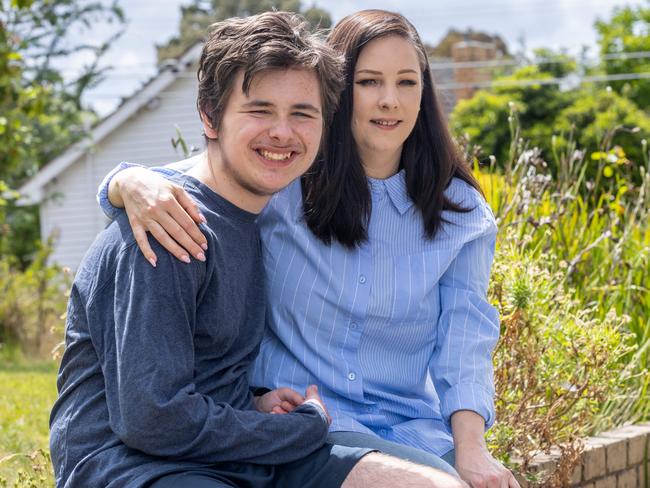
380, 429, 388, 436
366, 406, 373, 412
350, 322, 358, 330
348, 372, 356, 381
359, 275, 367, 284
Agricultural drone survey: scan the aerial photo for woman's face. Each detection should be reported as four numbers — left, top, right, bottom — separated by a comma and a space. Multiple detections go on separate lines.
351, 35, 422, 173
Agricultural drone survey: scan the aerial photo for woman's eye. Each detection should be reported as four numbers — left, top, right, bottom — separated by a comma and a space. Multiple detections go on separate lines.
356, 79, 377, 86
399, 79, 418, 86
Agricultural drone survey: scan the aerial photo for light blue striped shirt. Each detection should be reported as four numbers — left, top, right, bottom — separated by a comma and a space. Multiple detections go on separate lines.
98, 164, 500, 457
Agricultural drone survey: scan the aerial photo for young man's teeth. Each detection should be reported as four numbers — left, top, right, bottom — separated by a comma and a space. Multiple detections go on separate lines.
260, 149, 291, 161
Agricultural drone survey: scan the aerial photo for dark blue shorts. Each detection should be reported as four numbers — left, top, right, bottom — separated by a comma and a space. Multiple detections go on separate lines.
146, 443, 372, 488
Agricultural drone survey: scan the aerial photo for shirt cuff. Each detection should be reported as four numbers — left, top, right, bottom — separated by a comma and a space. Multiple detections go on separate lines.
299, 399, 330, 426
96, 162, 145, 220
440, 382, 495, 432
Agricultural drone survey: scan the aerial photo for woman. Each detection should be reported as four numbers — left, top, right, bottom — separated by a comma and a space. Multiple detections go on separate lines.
99, 10, 517, 487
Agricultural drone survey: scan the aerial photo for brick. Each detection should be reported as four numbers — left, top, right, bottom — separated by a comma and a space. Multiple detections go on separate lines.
571, 461, 583, 485
583, 439, 608, 480
637, 464, 647, 488
528, 452, 558, 476
617, 468, 637, 488
594, 475, 617, 488
603, 437, 627, 473
601, 424, 650, 466
587, 436, 626, 474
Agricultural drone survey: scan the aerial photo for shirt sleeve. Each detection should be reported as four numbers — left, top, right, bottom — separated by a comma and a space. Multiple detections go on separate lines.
96, 162, 184, 220
430, 202, 500, 432
86, 237, 329, 465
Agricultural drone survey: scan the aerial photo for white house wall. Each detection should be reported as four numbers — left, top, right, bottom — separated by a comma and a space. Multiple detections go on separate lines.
41, 71, 205, 270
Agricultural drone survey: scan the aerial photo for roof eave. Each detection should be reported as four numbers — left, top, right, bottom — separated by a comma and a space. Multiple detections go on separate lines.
17, 43, 203, 205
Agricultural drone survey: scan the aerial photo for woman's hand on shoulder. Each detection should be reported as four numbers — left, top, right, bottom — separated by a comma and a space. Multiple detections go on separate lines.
111, 167, 207, 266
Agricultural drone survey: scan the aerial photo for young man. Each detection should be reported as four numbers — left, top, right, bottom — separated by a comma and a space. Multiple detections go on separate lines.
51, 11, 466, 488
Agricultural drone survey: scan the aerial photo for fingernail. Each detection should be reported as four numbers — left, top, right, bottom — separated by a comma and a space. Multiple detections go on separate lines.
148, 258, 157, 268
201, 243, 208, 251
199, 213, 207, 224
181, 255, 191, 263
197, 252, 206, 262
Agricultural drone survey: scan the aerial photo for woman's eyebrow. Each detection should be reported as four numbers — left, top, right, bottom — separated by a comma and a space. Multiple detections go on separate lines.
355, 69, 382, 75
355, 68, 419, 75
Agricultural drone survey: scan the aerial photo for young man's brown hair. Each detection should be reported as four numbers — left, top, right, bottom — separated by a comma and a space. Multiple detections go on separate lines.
197, 11, 344, 133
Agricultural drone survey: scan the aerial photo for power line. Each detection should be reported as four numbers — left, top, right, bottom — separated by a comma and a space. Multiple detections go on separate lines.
435, 71, 650, 90
59, 49, 650, 79
429, 51, 650, 71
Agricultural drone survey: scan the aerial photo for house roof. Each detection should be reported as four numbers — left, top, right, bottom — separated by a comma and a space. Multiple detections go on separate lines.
17, 43, 203, 204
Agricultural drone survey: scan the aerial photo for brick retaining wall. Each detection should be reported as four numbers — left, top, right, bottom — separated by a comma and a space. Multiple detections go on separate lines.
515, 423, 650, 487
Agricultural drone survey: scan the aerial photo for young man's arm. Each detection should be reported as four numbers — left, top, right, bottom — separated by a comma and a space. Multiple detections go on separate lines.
87, 236, 329, 465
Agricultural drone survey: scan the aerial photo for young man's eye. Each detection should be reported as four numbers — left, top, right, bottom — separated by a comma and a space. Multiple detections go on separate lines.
293, 112, 314, 118
249, 110, 270, 115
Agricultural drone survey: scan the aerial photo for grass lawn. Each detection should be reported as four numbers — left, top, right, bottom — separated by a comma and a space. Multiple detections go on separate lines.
0, 358, 57, 487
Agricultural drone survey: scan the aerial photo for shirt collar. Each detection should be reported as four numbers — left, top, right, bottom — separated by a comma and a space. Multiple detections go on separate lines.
368, 169, 414, 215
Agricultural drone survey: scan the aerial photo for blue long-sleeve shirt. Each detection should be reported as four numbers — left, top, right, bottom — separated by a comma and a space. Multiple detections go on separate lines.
52, 175, 328, 488
98, 163, 500, 458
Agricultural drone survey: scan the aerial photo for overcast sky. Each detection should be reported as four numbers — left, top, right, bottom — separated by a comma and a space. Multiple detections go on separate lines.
69, 0, 642, 115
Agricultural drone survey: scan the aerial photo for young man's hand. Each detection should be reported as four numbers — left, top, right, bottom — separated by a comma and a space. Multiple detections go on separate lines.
254, 385, 331, 424
254, 387, 304, 414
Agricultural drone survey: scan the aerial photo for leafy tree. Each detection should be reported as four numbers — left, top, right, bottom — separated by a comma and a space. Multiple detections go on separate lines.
451, 42, 650, 181
595, 2, 650, 110
1, 0, 124, 184
156, 0, 332, 61
451, 51, 578, 164
0, 0, 124, 266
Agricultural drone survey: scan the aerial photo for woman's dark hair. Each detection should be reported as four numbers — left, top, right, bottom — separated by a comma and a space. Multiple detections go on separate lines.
301, 9, 482, 248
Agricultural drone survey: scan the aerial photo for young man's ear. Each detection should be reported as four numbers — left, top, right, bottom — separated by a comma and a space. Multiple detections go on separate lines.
200, 111, 218, 140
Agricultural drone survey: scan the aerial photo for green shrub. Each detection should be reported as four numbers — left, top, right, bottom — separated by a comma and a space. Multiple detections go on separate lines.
0, 241, 70, 356
474, 122, 650, 485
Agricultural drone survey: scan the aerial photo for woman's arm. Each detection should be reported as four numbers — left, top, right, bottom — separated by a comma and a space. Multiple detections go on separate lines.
97, 162, 208, 266
430, 198, 518, 487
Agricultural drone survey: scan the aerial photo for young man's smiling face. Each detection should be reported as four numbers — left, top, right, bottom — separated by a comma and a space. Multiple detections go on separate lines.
202, 68, 323, 212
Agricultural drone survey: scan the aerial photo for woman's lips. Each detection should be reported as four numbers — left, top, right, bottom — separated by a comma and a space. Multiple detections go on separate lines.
371, 119, 401, 129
